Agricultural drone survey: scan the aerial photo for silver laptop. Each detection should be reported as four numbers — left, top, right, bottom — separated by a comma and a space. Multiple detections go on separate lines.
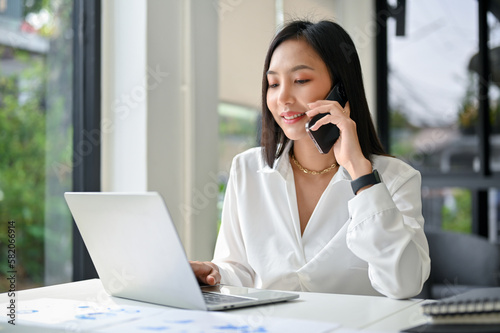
64, 192, 299, 311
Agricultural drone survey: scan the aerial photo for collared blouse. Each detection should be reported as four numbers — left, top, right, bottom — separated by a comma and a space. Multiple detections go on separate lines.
212, 143, 430, 299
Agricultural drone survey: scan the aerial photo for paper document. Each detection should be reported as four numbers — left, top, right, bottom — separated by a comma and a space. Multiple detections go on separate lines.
1, 298, 162, 331
99, 308, 339, 332
1, 298, 339, 332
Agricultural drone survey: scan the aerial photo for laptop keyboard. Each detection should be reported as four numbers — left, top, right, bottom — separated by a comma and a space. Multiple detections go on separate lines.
202, 292, 253, 305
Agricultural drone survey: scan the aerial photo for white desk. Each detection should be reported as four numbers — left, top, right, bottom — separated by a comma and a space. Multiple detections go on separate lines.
0, 279, 429, 332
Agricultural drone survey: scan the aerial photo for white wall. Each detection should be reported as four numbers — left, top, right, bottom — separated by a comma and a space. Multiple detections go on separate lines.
218, 0, 276, 109
101, 0, 219, 260
331, 0, 376, 120
218, 0, 376, 114
101, 0, 147, 192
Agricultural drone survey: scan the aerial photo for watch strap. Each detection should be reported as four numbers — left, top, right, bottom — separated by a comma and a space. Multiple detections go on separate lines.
351, 169, 381, 195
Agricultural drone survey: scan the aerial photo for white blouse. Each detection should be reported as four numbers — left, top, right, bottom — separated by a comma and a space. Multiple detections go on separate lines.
212, 143, 431, 299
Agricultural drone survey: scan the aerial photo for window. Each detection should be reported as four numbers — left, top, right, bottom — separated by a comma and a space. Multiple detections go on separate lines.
0, 0, 100, 290
388, 0, 478, 174
381, 0, 500, 240
217, 102, 259, 227
0, 0, 74, 290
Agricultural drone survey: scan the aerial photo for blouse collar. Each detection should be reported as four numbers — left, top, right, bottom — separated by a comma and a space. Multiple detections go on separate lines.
258, 141, 354, 183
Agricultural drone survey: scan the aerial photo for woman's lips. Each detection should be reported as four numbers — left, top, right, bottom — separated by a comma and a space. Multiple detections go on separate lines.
281, 112, 306, 124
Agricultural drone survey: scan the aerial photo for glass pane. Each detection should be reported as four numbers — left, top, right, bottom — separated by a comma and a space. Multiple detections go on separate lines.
490, 2, 500, 239
0, 0, 73, 291
488, 10, 500, 172
217, 102, 259, 227
490, 189, 500, 242
388, 0, 479, 174
422, 187, 472, 233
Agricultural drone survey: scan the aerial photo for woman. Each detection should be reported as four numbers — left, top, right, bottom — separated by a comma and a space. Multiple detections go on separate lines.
191, 20, 430, 299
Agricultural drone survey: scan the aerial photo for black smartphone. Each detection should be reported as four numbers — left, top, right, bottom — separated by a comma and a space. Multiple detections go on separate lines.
305, 82, 348, 154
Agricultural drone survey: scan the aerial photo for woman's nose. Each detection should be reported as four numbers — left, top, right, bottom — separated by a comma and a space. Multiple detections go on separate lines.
277, 85, 294, 106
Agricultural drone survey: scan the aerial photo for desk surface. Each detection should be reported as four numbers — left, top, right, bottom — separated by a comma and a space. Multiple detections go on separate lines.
0, 279, 429, 332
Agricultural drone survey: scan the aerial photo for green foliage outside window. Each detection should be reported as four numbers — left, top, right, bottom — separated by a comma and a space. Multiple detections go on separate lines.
441, 189, 472, 234
0, 50, 47, 291
389, 109, 473, 234
0, 0, 73, 291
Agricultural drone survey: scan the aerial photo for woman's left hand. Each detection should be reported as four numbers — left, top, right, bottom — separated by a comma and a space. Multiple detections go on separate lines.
306, 101, 372, 178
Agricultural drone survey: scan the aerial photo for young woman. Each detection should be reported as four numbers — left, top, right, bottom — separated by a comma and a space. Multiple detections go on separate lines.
191, 20, 430, 299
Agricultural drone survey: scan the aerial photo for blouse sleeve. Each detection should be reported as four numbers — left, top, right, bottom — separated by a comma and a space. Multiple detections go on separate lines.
211, 158, 255, 287
346, 166, 431, 299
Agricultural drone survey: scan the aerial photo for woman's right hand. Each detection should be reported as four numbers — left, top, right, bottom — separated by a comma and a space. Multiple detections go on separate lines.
189, 261, 221, 285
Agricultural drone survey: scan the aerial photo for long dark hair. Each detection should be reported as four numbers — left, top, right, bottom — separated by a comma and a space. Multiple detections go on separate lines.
261, 20, 387, 167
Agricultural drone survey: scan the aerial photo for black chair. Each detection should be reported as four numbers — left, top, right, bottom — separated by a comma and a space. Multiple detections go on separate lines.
418, 228, 500, 299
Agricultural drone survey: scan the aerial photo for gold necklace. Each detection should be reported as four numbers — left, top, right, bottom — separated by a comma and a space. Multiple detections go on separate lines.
290, 153, 337, 175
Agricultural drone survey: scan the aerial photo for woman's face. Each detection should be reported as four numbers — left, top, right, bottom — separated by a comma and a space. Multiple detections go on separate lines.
266, 38, 332, 141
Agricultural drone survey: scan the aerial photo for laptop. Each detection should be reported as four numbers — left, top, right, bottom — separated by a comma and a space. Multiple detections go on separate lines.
64, 192, 299, 311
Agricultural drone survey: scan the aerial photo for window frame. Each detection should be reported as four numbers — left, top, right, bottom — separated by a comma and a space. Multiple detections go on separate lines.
71, 0, 101, 281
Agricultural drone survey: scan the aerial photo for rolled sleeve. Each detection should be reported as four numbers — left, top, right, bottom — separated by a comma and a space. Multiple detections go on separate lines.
346, 168, 430, 299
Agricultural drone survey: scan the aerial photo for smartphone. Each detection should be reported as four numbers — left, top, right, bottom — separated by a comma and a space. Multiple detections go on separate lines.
305, 82, 348, 154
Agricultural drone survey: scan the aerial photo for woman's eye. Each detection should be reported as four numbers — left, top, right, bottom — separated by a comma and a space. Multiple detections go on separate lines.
268, 83, 279, 88
296, 79, 310, 84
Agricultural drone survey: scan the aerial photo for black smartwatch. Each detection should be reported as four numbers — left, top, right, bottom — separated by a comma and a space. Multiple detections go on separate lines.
351, 170, 381, 195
